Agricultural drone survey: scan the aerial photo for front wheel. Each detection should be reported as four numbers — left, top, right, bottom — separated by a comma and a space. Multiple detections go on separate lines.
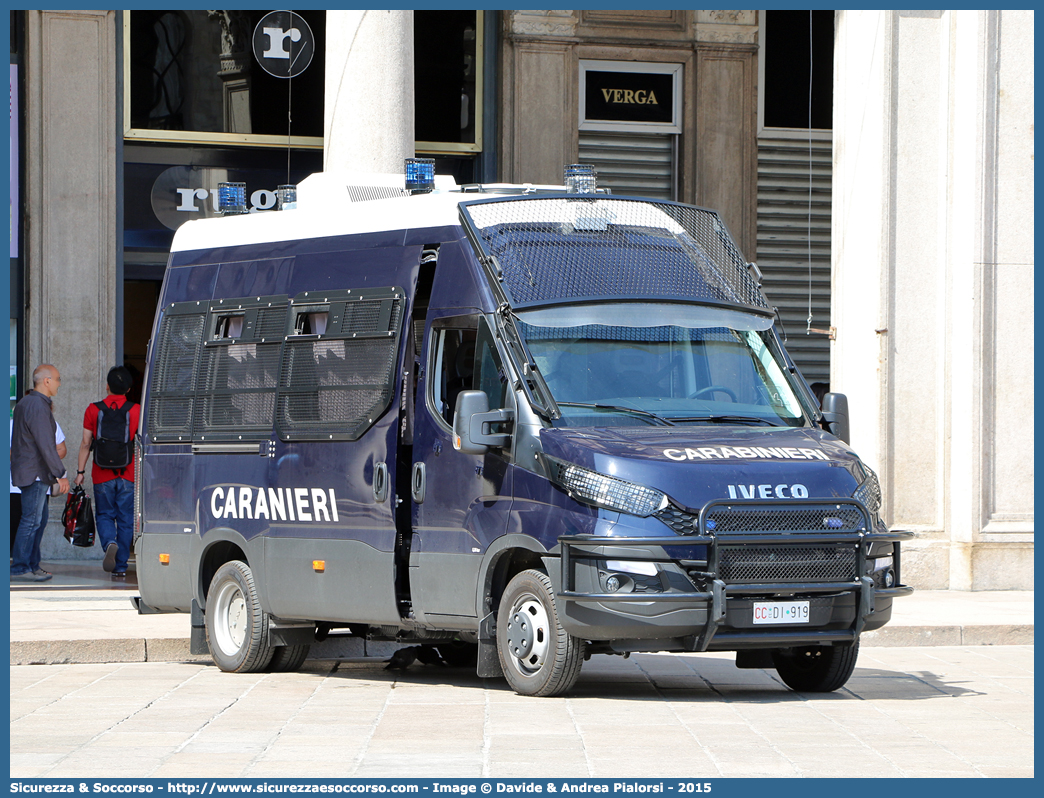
268, 645, 310, 672
772, 641, 859, 692
497, 569, 585, 697
205, 560, 273, 673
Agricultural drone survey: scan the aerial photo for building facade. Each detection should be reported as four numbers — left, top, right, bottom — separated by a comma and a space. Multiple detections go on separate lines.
832, 10, 1034, 589
9, 10, 1033, 587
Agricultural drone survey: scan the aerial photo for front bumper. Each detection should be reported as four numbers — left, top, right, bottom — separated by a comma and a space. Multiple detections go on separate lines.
554, 499, 914, 652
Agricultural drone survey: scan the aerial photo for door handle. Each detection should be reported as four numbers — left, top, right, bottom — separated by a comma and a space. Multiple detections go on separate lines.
411, 462, 425, 504
373, 462, 389, 503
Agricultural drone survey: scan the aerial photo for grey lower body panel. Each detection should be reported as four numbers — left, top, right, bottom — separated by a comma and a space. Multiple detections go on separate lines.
409, 550, 482, 622
135, 532, 195, 613
263, 536, 401, 626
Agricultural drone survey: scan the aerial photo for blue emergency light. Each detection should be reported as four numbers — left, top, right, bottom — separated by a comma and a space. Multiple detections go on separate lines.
277, 184, 297, 210
217, 182, 247, 215
405, 158, 435, 194
564, 163, 597, 194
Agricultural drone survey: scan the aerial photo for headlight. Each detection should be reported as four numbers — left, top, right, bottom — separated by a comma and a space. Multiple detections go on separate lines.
545, 456, 667, 517
853, 464, 882, 514
868, 555, 895, 588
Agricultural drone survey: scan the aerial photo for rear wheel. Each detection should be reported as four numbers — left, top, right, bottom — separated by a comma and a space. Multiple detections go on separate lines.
205, 560, 273, 673
772, 641, 859, 692
497, 569, 584, 697
268, 644, 310, 672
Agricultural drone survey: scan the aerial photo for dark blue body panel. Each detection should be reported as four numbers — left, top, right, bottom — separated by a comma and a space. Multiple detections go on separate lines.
141, 227, 452, 622
538, 426, 862, 512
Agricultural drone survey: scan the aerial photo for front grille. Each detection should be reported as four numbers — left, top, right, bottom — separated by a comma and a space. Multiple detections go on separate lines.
719, 545, 857, 583
656, 502, 869, 536
656, 505, 698, 534
705, 505, 867, 534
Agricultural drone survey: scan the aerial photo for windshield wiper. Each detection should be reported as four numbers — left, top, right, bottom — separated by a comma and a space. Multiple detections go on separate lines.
672, 414, 786, 427
556, 402, 675, 426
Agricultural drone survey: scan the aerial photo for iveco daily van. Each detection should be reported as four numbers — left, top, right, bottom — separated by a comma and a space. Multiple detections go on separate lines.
133, 164, 912, 696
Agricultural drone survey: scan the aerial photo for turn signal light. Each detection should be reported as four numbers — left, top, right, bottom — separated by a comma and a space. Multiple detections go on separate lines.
312, 560, 326, 573
159, 553, 170, 565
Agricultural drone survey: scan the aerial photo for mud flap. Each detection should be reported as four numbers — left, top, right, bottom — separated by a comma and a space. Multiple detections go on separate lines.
476, 612, 503, 678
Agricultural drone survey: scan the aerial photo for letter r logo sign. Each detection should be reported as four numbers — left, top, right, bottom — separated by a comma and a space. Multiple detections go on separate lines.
253, 11, 315, 78
262, 25, 301, 59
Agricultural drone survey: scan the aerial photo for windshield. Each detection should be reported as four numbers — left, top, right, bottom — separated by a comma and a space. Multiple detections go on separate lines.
516, 304, 809, 428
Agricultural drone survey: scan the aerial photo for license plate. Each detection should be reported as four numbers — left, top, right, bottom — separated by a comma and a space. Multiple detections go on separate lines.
752, 600, 810, 624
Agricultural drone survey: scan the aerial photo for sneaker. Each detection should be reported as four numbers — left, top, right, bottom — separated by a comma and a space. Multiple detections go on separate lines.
102, 542, 118, 573
31, 569, 53, 581
11, 571, 47, 582
111, 571, 127, 581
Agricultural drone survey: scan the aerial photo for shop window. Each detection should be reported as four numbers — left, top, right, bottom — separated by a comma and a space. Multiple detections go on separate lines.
762, 10, 834, 130
414, 10, 483, 155
126, 10, 325, 146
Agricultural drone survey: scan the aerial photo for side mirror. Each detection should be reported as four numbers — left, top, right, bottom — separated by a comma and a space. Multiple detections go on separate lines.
452, 390, 514, 454
820, 392, 850, 444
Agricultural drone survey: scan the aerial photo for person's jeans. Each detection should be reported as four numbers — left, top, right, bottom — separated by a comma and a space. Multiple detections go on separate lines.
11, 480, 49, 576
95, 477, 134, 573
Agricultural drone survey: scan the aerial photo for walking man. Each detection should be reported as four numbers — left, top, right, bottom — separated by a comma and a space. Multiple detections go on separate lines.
11, 364, 70, 582
75, 366, 139, 580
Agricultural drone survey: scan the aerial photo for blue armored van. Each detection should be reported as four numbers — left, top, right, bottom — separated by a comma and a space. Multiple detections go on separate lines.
133, 164, 912, 696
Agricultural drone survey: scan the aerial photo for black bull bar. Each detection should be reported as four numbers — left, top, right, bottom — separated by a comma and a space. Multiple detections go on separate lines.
556, 499, 915, 652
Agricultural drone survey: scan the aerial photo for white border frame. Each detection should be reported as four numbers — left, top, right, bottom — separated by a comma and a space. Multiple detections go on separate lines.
579, 59, 683, 135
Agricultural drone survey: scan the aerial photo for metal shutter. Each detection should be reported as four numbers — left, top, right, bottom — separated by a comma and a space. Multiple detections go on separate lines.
756, 134, 833, 385
578, 131, 676, 200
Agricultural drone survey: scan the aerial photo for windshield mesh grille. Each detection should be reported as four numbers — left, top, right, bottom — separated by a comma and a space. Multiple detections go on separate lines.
462, 197, 767, 310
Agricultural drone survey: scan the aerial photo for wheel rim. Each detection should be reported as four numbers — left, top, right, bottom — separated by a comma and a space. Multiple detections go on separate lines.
213, 580, 248, 657
504, 593, 550, 676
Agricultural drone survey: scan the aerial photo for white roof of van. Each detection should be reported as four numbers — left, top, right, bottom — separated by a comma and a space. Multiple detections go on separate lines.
168, 171, 566, 254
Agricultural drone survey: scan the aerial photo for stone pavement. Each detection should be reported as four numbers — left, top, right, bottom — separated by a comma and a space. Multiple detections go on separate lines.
7, 559, 1035, 666
9, 645, 1034, 778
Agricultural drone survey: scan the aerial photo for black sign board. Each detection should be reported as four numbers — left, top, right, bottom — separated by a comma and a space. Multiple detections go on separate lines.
584, 70, 675, 125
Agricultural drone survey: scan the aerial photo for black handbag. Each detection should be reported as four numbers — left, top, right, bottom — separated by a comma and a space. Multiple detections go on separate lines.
61, 485, 96, 548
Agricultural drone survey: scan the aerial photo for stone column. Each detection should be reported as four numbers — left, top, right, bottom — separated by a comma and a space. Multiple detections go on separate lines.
23, 10, 119, 561
324, 10, 415, 173
499, 11, 579, 186
832, 10, 1033, 590
693, 11, 759, 258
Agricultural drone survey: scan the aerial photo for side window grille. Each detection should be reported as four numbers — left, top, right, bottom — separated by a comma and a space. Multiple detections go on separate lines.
255, 306, 289, 338
277, 288, 404, 441
193, 298, 287, 441
146, 306, 208, 441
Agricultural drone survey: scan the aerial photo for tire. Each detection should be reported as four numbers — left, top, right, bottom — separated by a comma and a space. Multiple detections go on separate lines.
268, 644, 310, 672
496, 569, 585, 697
772, 640, 860, 692
205, 560, 274, 673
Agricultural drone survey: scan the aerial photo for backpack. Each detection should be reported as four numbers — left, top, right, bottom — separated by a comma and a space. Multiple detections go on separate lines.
93, 400, 135, 471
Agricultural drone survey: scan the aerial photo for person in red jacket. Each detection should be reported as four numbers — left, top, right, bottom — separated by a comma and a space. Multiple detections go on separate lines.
75, 366, 140, 579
